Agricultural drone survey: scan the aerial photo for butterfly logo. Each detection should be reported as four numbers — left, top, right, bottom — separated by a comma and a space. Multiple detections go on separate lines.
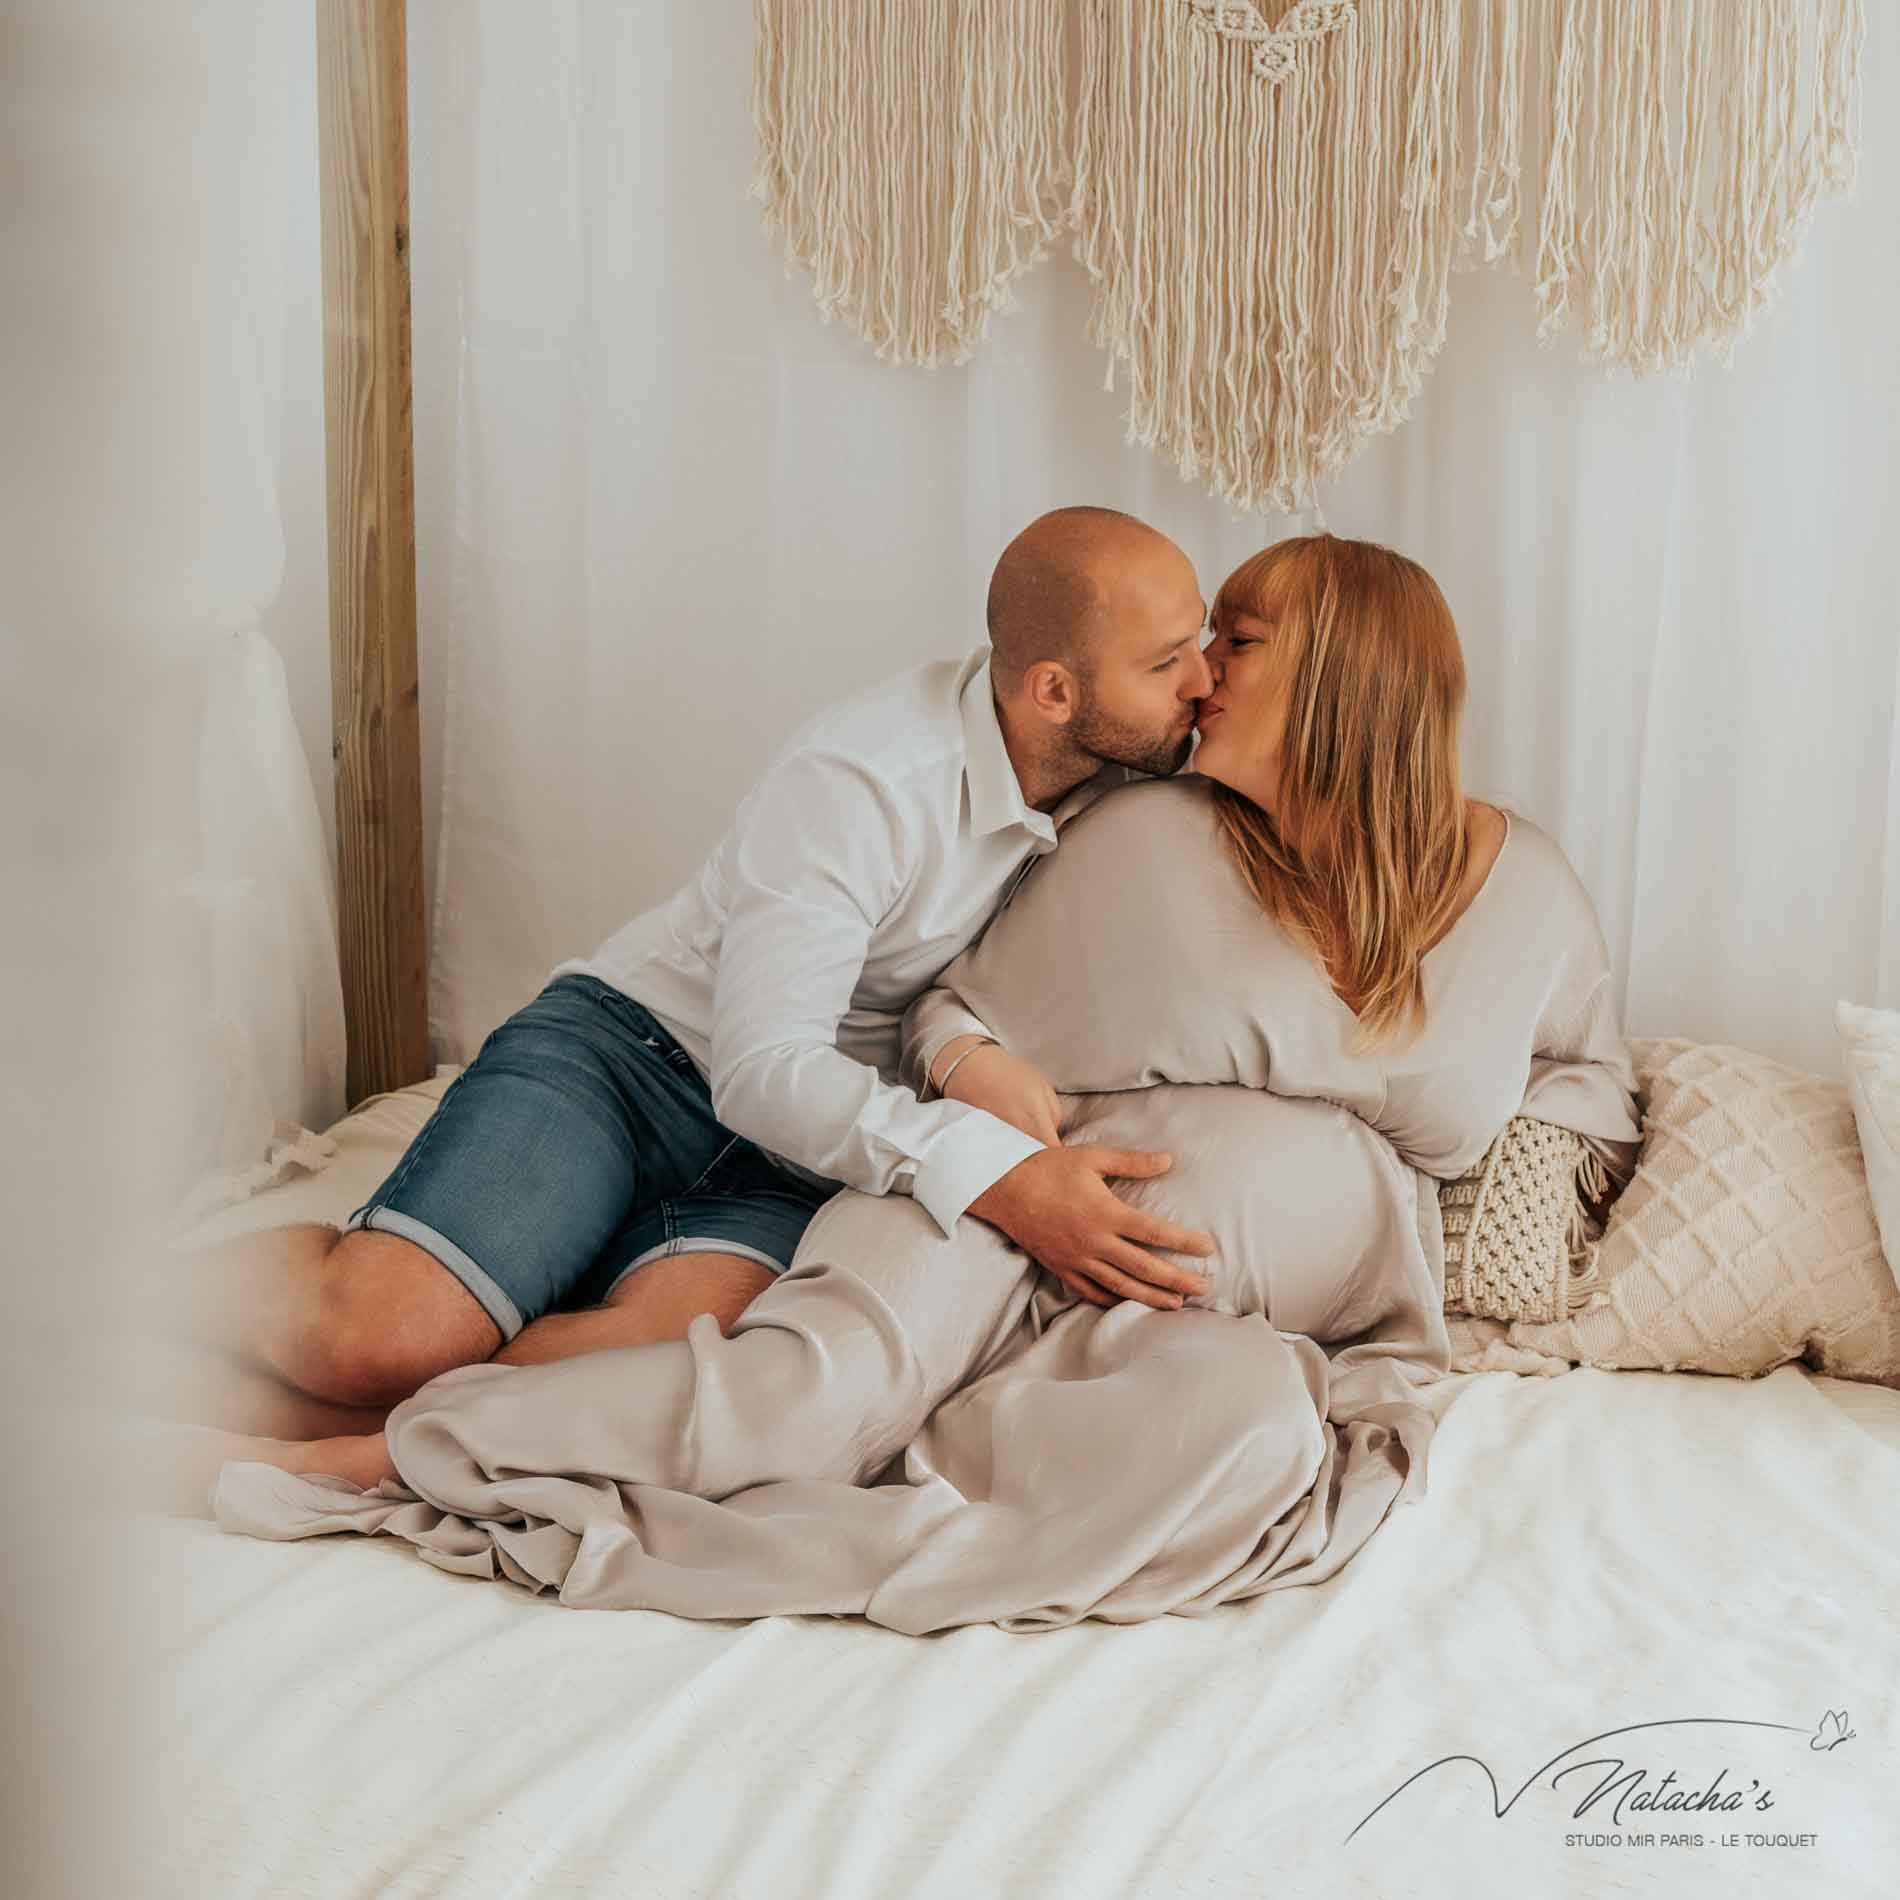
1810, 1709, 1856, 1753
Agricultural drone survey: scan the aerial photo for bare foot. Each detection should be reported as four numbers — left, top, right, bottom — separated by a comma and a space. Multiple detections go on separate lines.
123, 1423, 397, 1519
287, 1431, 399, 1492
123, 1423, 306, 1519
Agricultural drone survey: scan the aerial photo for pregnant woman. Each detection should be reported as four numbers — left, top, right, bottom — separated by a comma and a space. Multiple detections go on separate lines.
208, 534, 1642, 1633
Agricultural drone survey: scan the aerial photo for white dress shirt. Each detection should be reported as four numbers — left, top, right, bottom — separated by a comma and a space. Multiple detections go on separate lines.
553, 647, 1122, 1236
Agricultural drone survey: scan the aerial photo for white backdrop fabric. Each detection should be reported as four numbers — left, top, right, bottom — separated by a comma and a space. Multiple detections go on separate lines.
5, 1, 346, 1212
405, 3, 1900, 1083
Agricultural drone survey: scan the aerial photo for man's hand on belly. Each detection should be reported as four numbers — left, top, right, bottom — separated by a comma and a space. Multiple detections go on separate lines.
968, 1147, 1215, 1312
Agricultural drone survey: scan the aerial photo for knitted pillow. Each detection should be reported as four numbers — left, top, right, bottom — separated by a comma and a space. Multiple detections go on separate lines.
1438, 1116, 1609, 1323
1506, 1038, 1900, 1390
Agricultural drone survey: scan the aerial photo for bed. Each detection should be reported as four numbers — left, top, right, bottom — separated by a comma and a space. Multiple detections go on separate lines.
112, 1074, 1899, 1899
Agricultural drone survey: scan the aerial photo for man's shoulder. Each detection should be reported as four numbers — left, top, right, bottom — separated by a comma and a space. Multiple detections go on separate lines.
775, 652, 980, 781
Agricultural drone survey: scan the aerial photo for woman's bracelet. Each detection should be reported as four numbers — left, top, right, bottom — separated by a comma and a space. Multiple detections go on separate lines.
930, 1036, 997, 1101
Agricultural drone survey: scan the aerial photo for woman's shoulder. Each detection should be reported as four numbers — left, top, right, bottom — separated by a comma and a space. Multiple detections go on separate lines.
1486, 802, 1572, 877
1063, 771, 1221, 838
1481, 803, 1609, 940
1057, 774, 1231, 875
1030, 772, 1242, 908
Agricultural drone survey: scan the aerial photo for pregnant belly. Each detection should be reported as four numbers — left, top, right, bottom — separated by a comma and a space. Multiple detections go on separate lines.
1057, 1084, 1419, 1337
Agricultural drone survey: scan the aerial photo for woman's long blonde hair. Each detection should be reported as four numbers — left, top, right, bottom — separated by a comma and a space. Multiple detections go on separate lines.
1209, 534, 1472, 1051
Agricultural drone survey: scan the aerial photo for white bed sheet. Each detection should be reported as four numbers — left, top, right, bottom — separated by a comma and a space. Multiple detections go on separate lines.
114, 1085, 1900, 1899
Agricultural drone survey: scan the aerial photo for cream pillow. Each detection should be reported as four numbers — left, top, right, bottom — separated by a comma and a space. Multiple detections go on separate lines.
1837, 1000, 1900, 1292
1507, 1038, 1900, 1389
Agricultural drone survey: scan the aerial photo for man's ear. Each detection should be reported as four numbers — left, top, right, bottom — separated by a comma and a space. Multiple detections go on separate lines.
1021, 660, 1079, 727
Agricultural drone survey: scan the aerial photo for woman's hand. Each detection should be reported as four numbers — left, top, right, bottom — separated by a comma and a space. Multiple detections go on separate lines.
968, 1146, 1216, 1311
933, 1038, 1063, 1149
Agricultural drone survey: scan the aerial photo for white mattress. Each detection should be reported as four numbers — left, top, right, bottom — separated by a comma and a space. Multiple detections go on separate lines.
115, 1082, 1900, 1899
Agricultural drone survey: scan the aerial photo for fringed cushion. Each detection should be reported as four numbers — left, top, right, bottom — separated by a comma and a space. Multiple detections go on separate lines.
1439, 1116, 1607, 1323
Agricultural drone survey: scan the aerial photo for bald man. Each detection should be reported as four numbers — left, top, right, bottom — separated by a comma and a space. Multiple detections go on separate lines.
154, 507, 1220, 1446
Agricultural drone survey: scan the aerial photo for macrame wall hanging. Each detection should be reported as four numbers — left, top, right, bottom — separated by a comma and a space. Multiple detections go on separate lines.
751, 1, 1866, 514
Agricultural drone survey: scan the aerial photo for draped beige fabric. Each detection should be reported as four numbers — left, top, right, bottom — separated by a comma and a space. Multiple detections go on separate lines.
212, 1086, 1442, 1632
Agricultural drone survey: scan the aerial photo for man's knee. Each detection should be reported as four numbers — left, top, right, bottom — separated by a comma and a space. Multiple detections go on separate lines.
304, 1229, 504, 1406
604, 1251, 777, 1337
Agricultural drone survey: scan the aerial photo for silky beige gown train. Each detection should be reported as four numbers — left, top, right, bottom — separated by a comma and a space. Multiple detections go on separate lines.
213, 779, 1640, 1632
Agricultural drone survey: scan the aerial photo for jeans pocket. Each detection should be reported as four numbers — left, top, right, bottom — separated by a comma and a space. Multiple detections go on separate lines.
682, 1135, 748, 1198
595, 987, 698, 1072
589, 982, 670, 1045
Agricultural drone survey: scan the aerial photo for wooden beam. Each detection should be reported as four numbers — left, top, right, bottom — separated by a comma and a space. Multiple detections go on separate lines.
315, 0, 428, 1105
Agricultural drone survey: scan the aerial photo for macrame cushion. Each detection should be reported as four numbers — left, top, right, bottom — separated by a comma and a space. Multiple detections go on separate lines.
1505, 1038, 1900, 1390
1438, 1116, 1603, 1324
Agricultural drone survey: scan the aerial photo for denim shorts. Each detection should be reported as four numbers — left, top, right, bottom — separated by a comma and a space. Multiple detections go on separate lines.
344, 974, 838, 1343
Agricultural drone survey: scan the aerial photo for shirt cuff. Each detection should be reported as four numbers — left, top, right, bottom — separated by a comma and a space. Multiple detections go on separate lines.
909, 1112, 1046, 1238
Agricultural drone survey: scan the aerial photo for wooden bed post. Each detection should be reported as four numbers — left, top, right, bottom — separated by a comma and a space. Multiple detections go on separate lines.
315, 0, 429, 1105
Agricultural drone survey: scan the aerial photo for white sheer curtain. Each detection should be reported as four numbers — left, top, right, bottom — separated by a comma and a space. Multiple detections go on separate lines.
3, 3, 346, 1886
2, 0, 345, 1277
407, 2, 1899, 1081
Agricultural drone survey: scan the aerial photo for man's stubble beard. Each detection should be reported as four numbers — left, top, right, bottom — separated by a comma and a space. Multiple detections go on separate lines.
1069, 691, 1196, 778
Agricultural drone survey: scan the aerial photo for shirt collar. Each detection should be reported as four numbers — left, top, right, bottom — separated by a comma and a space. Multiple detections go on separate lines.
959, 648, 1057, 843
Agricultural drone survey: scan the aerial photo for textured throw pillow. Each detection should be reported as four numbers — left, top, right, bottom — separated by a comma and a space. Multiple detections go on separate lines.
1507, 1037, 1900, 1389
1439, 1117, 1608, 1323
1837, 1000, 1900, 1293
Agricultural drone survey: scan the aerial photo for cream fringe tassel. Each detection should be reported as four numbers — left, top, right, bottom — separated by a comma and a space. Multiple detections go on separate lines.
1074, 0, 1466, 514
1564, 1144, 1615, 1310
752, 1, 1863, 510
749, 0, 1070, 368
1518, 0, 1865, 374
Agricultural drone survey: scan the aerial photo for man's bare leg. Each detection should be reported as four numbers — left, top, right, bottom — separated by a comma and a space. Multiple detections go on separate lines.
111, 1334, 394, 1438
142, 1251, 777, 1514
123, 1222, 503, 1410
490, 1251, 775, 1365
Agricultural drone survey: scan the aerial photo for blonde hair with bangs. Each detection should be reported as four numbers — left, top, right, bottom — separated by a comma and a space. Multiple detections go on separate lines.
1209, 534, 1473, 1051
